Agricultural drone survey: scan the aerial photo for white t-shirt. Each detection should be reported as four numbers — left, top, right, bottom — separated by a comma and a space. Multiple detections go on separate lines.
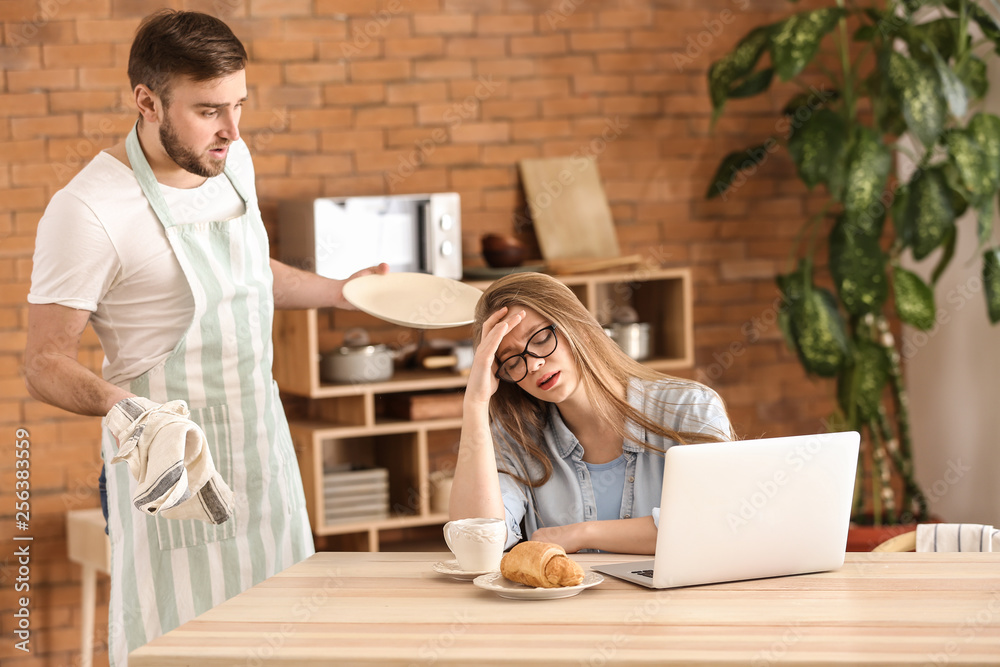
29, 139, 255, 387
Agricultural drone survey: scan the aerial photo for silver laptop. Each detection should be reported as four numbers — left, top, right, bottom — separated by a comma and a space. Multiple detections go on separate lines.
592, 431, 860, 589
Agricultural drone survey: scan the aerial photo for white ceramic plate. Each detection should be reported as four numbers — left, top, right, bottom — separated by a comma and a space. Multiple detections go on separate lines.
432, 560, 498, 581
342, 273, 483, 329
472, 571, 604, 600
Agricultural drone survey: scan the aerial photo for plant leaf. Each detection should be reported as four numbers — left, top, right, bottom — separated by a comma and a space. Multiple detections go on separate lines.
851, 340, 892, 422
770, 8, 844, 81
708, 26, 774, 114
705, 143, 774, 200
887, 51, 947, 147
726, 67, 774, 99
930, 224, 957, 285
789, 286, 851, 377
830, 215, 889, 315
929, 43, 968, 118
956, 55, 989, 100
893, 266, 937, 330
787, 108, 847, 189
946, 113, 1000, 199
984, 246, 1000, 323
977, 196, 995, 248
942, 161, 969, 217
902, 166, 956, 260
945, 0, 1000, 55
906, 18, 960, 62
841, 127, 892, 222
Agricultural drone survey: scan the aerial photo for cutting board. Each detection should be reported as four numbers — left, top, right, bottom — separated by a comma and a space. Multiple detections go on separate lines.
518, 157, 620, 261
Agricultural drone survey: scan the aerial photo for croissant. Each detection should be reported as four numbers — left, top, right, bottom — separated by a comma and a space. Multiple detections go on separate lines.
500, 541, 585, 588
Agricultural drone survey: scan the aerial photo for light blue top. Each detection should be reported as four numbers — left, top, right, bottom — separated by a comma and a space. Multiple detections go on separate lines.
496, 378, 732, 549
584, 455, 627, 521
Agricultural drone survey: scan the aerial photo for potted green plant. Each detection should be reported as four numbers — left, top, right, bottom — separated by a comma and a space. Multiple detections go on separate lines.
706, 0, 1000, 528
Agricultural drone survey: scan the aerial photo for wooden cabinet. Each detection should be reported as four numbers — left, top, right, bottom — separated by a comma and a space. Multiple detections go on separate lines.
272, 267, 693, 551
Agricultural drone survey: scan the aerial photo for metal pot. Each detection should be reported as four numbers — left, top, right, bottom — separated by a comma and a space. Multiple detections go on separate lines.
321, 344, 395, 384
607, 322, 653, 361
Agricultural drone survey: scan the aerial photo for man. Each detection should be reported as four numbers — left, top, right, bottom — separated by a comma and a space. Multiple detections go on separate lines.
23, 10, 383, 665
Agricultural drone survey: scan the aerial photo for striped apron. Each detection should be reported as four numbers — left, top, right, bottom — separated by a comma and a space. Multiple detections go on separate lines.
101, 125, 314, 666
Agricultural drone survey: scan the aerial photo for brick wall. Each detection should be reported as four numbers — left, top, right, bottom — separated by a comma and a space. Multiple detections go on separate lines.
0, 0, 836, 664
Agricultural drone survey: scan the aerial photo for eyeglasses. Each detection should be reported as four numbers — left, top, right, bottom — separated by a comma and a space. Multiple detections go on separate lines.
495, 324, 558, 383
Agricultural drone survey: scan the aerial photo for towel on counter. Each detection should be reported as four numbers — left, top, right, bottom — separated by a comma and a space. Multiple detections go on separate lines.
916, 523, 999, 552
104, 397, 234, 524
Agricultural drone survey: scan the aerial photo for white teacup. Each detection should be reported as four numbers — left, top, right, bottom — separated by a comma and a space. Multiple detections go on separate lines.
443, 517, 505, 572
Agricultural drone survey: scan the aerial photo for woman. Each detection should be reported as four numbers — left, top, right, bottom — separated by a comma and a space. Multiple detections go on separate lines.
450, 272, 734, 555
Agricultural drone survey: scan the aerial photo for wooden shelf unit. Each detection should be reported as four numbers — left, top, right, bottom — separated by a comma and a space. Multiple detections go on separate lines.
273, 267, 693, 550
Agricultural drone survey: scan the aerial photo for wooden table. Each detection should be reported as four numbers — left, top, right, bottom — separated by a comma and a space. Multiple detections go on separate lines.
129, 551, 1000, 666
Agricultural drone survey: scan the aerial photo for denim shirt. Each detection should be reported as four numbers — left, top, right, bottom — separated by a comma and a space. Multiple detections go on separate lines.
496, 378, 732, 549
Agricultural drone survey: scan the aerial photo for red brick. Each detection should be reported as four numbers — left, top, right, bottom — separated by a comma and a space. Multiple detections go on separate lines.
482, 144, 541, 165
351, 60, 412, 81
414, 14, 474, 34
321, 129, 384, 152
512, 119, 572, 141
6, 69, 76, 92
384, 37, 445, 58
598, 9, 654, 28
570, 31, 628, 52
541, 97, 601, 117
76, 18, 138, 42
289, 154, 353, 177
42, 44, 114, 68
415, 59, 475, 79
315, 0, 382, 14
450, 122, 509, 144
323, 83, 386, 105
256, 85, 323, 108
475, 14, 535, 34
446, 37, 505, 58
288, 108, 353, 131
481, 100, 538, 120
536, 56, 594, 76
49, 91, 119, 113
283, 18, 349, 40
475, 58, 535, 78
253, 40, 316, 61
0, 93, 46, 117
387, 81, 448, 104
573, 74, 631, 94
420, 144, 480, 167
251, 0, 312, 16
510, 34, 568, 56
355, 106, 415, 128
509, 78, 570, 99
284, 62, 347, 84
0, 140, 45, 164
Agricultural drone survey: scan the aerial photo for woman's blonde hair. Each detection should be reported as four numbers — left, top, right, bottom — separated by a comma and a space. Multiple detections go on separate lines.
474, 272, 732, 488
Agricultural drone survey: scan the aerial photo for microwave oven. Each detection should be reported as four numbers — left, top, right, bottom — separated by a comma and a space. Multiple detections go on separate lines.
278, 193, 462, 280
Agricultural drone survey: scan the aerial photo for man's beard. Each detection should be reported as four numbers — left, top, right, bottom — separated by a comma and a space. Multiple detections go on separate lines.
159, 114, 228, 178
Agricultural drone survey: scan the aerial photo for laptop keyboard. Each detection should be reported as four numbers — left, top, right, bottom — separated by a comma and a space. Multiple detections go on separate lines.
631, 569, 654, 578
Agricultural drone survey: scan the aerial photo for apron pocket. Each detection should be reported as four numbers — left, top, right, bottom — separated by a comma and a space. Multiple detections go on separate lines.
154, 403, 238, 550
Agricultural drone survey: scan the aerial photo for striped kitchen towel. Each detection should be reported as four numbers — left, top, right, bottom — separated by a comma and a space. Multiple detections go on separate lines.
916, 523, 999, 552
104, 396, 234, 524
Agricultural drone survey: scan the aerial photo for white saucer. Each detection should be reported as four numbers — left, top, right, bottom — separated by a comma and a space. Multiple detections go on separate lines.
431, 560, 497, 581
472, 571, 604, 600
343, 273, 483, 329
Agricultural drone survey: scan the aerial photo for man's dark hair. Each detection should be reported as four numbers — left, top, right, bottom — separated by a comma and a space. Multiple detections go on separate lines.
128, 9, 247, 107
